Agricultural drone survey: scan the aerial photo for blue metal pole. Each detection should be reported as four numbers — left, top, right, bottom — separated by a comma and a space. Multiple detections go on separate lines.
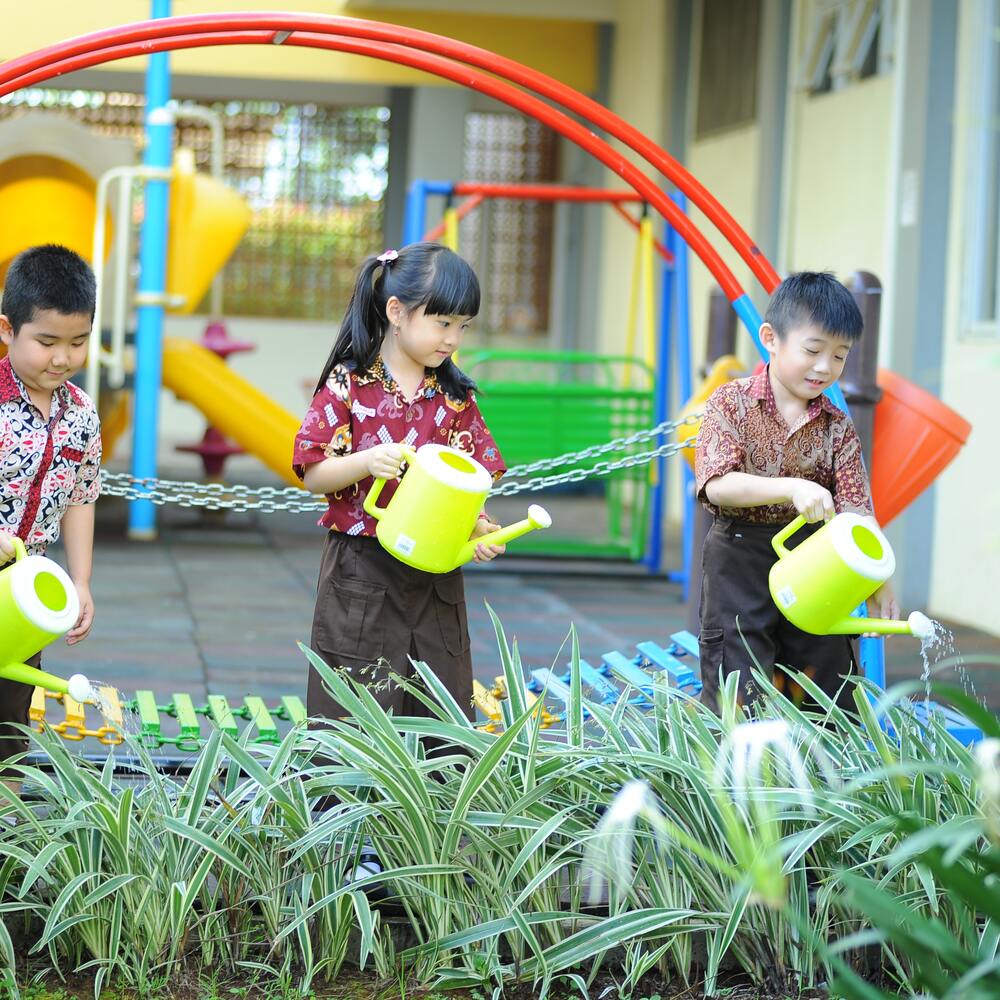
671, 193, 695, 598
644, 239, 673, 574
402, 179, 427, 247
128, 0, 173, 538
402, 180, 454, 246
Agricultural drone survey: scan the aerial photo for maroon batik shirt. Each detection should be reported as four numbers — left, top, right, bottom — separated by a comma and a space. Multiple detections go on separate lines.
0, 355, 102, 555
695, 366, 874, 525
293, 357, 506, 536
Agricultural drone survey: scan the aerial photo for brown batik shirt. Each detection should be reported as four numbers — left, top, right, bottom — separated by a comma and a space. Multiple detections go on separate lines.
695, 366, 874, 525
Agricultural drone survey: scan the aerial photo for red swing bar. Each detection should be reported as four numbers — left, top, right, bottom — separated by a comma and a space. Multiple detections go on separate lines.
0, 12, 780, 296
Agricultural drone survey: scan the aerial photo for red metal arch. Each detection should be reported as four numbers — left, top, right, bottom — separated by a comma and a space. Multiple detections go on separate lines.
0, 12, 779, 298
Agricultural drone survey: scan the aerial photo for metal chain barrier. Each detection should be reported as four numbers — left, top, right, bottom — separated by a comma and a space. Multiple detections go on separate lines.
99, 413, 701, 514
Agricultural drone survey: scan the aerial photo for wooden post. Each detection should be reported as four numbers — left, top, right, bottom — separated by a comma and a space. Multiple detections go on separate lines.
842, 271, 884, 464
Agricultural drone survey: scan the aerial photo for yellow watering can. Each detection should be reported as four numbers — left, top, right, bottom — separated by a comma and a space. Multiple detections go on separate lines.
769, 513, 932, 638
363, 443, 552, 573
0, 538, 92, 701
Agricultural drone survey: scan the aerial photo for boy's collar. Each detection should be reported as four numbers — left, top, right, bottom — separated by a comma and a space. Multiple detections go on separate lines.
0, 354, 86, 409
749, 363, 842, 417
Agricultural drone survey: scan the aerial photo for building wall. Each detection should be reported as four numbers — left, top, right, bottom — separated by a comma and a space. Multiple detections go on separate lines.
595, 0, 671, 360
686, 125, 760, 370
783, 75, 894, 292
930, 2, 1000, 632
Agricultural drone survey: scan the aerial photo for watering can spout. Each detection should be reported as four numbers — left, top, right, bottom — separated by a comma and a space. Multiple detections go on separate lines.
827, 611, 935, 639
457, 504, 552, 566
0, 662, 92, 702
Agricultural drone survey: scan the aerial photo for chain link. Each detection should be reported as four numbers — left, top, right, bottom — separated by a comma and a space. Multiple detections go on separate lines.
99, 413, 700, 514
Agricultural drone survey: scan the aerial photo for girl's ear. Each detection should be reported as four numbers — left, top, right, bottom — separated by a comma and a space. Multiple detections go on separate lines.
385, 296, 405, 327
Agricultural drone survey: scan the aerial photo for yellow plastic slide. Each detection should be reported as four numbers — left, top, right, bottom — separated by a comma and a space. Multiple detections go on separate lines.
161, 337, 302, 487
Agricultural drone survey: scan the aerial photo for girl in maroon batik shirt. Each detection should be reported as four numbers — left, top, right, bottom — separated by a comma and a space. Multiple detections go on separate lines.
293, 243, 506, 728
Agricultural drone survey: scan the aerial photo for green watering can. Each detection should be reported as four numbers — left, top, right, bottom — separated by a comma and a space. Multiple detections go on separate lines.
769, 513, 932, 638
0, 538, 92, 701
364, 443, 552, 573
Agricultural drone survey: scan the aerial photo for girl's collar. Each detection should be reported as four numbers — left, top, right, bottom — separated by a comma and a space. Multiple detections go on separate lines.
370, 354, 441, 402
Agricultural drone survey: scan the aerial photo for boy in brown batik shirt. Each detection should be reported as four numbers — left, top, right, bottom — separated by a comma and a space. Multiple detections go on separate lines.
695, 272, 899, 710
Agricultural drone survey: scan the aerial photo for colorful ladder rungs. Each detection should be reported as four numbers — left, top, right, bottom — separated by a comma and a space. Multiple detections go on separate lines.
635, 640, 701, 693
472, 680, 503, 732
30, 687, 126, 745
207, 695, 239, 738
601, 651, 656, 701
488, 676, 560, 727
669, 631, 700, 659
528, 668, 595, 720
578, 659, 621, 704
26, 690, 309, 749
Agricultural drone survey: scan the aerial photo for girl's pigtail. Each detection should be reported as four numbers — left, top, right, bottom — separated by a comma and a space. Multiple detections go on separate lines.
314, 256, 388, 394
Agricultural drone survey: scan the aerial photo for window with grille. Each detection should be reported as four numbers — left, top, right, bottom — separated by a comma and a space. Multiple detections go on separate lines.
695, 0, 761, 138
460, 112, 557, 336
798, 0, 894, 96
0, 87, 390, 320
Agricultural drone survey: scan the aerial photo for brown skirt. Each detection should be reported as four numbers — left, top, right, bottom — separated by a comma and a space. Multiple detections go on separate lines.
307, 532, 474, 723
0, 652, 40, 776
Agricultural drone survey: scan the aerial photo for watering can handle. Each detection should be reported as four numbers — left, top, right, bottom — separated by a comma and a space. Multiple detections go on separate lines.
362, 444, 417, 520
2, 537, 27, 566
771, 515, 807, 559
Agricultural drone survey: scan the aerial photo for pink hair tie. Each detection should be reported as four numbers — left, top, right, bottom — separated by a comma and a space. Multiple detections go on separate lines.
377, 249, 399, 264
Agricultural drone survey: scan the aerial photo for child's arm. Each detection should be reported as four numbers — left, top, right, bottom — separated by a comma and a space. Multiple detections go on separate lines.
60, 502, 95, 645
302, 444, 406, 495
705, 473, 836, 522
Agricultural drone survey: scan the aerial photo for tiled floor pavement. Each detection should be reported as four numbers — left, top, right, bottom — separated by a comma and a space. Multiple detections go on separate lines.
36, 484, 999, 750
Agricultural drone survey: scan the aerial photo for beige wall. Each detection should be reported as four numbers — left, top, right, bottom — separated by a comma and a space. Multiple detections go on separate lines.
783, 75, 894, 291
596, 0, 670, 360
930, 4, 1000, 632
686, 125, 760, 369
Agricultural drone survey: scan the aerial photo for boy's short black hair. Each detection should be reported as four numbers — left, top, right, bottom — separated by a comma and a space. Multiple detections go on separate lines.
765, 271, 863, 342
2, 244, 97, 335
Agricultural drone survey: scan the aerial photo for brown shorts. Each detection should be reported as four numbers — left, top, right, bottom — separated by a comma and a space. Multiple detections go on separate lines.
308, 532, 474, 723
699, 518, 857, 711
0, 652, 40, 777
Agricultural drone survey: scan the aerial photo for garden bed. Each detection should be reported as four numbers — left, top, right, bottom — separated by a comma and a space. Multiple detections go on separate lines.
3, 622, 998, 1000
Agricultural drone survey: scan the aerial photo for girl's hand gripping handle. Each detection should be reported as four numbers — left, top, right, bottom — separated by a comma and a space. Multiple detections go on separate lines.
363, 445, 417, 520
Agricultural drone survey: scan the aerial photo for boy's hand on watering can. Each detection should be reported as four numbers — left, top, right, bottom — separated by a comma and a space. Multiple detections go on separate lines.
864, 582, 900, 638
366, 444, 406, 480
471, 515, 505, 563
66, 582, 94, 645
788, 480, 835, 523
0, 531, 16, 565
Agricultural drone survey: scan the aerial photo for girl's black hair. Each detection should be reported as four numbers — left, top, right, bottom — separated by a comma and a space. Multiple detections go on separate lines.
315, 242, 480, 400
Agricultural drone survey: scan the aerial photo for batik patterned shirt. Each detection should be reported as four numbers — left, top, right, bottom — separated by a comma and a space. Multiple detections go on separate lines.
293, 357, 506, 536
0, 356, 102, 555
695, 366, 873, 525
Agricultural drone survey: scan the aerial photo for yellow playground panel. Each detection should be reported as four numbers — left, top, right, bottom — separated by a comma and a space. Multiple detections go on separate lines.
0, 113, 296, 473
